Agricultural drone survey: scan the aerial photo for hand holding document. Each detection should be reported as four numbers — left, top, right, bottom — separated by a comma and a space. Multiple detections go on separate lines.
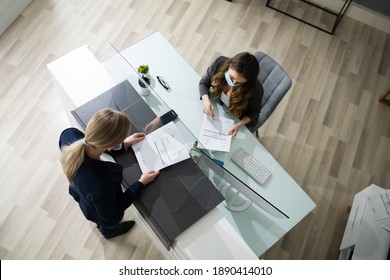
198, 114, 234, 152
132, 122, 190, 173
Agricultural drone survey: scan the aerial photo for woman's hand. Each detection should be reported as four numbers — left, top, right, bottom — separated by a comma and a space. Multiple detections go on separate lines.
228, 123, 244, 138
144, 117, 162, 134
139, 170, 160, 185
228, 117, 251, 137
201, 95, 214, 116
123, 133, 145, 149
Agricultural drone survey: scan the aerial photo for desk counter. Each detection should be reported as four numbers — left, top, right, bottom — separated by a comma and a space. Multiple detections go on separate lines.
48, 32, 316, 259
103, 32, 316, 256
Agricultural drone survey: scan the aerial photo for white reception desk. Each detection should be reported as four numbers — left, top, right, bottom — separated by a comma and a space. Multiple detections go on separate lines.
48, 32, 316, 259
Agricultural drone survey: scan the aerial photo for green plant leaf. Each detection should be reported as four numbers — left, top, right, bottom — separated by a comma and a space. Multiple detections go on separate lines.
137, 64, 149, 74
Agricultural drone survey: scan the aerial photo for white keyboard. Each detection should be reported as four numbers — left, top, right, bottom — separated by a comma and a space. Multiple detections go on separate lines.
231, 148, 272, 185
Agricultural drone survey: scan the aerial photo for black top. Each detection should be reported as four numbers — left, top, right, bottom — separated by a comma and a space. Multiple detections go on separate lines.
59, 127, 143, 227
199, 56, 263, 128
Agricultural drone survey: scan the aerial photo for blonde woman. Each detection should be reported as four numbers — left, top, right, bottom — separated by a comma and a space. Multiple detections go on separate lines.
199, 52, 263, 137
59, 108, 159, 239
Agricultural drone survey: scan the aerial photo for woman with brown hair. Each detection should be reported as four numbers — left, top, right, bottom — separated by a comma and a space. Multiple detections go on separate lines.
59, 108, 159, 239
199, 52, 263, 137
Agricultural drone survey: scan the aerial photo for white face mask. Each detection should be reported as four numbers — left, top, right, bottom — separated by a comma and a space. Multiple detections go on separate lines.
224, 71, 240, 87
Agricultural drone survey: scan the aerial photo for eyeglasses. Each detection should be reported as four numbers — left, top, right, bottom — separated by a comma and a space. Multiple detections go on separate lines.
157, 76, 170, 91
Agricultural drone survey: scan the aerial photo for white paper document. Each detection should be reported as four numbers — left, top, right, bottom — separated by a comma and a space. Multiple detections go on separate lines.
367, 190, 390, 221
132, 121, 190, 173
198, 114, 233, 152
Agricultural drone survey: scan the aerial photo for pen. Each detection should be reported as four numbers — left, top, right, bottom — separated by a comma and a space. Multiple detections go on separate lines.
206, 103, 214, 118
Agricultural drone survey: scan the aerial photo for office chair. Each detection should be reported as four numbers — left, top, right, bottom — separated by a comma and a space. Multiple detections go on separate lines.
251, 51, 292, 136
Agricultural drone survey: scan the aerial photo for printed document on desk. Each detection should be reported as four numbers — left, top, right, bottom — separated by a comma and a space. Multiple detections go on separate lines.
198, 114, 233, 152
132, 121, 190, 173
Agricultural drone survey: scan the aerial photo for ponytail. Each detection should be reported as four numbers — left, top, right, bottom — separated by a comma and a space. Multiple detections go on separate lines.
60, 139, 85, 182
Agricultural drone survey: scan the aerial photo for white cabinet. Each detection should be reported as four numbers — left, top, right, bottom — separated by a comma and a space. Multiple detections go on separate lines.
0, 0, 32, 36
339, 184, 390, 259
47, 45, 117, 126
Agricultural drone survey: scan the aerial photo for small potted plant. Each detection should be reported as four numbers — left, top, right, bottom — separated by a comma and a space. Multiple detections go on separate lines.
137, 64, 149, 76
137, 64, 151, 96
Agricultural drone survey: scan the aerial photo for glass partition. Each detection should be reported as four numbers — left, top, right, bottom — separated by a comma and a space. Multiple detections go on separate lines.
190, 148, 288, 218
102, 42, 200, 149
103, 40, 289, 220
97, 33, 319, 257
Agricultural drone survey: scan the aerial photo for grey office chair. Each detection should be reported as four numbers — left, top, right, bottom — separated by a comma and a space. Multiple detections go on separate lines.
251, 51, 292, 135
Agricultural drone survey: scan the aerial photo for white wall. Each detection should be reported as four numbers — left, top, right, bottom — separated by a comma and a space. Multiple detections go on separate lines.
0, 0, 33, 36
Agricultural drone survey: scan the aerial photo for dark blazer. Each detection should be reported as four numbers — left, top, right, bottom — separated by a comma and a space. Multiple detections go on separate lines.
199, 56, 263, 128
59, 128, 143, 227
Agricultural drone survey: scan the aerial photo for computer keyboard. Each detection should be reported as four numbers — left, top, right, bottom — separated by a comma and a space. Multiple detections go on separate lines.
232, 148, 272, 185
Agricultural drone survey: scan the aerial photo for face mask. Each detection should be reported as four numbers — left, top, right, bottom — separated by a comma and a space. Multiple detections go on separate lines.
224, 71, 240, 87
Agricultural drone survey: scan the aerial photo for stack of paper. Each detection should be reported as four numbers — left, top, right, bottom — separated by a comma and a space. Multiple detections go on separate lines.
198, 115, 234, 152
132, 122, 190, 172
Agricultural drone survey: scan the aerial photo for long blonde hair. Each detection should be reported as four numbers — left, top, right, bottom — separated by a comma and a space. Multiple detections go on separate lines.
210, 52, 259, 118
60, 108, 131, 182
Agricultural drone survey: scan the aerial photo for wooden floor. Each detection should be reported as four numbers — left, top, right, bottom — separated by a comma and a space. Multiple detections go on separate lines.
0, 0, 389, 260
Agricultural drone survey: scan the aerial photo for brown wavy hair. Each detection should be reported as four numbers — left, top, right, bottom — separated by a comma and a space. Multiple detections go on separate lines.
210, 52, 259, 118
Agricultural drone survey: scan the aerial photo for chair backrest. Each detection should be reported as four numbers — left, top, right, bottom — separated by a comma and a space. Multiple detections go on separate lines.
252, 51, 292, 131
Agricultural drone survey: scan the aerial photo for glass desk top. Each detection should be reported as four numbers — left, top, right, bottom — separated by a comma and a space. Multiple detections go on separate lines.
102, 31, 316, 256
